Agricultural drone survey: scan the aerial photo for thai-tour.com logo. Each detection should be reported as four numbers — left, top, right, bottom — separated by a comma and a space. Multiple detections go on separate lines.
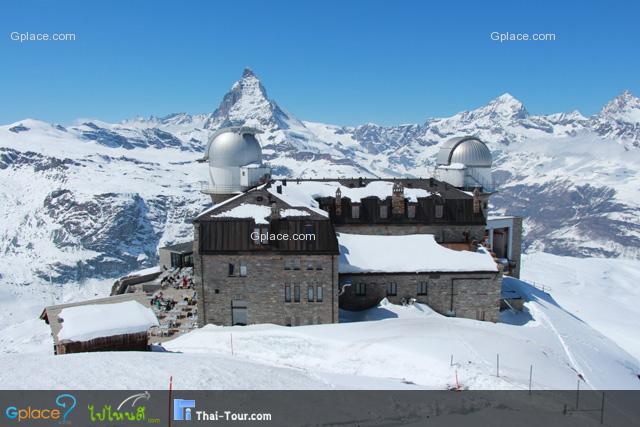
87, 392, 160, 424
173, 398, 272, 422
5, 393, 77, 423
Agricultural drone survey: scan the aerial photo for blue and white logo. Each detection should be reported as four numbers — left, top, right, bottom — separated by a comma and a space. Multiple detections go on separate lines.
173, 399, 196, 421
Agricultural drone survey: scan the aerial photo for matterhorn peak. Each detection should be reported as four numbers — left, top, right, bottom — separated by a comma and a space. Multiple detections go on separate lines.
242, 67, 256, 78
206, 68, 297, 131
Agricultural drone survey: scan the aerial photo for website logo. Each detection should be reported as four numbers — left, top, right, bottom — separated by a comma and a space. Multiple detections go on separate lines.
88, 392, 159, 424
173, 399, 195, 421
5, 393, 76, 423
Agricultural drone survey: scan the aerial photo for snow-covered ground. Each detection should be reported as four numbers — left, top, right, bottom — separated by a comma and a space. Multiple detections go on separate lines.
521, 252, 640, 361
0, 255, 638, 390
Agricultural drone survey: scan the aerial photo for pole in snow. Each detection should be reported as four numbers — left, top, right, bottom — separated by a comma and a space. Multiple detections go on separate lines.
168, 375, 173, 427
600, 392, 605, 425
576, 378, 580, 409
496, 354, 500, 377
529, 365, 533, 394
450, 354, 453, 367
230, 333, 234, 356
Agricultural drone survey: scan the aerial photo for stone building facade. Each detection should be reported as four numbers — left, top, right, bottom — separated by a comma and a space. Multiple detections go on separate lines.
195, 252, 338, 326
192, 178, 515, 327
193, 187, 340, 327
339, 271, 502, 322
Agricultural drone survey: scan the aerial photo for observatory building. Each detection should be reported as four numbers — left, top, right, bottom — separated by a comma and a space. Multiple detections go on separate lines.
435, 136, 494, 192
200, 127, 271, 203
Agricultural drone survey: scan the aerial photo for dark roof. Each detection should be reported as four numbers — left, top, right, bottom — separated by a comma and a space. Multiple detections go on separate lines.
160, 241, 194, 254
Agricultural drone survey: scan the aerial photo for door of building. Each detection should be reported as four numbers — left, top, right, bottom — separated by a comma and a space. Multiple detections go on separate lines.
231, 300, 248, 326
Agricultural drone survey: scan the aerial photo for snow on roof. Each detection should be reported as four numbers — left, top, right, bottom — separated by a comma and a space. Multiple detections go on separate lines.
437, 162, 467, 170
127, 266, 161, 277
212, 203, 272, 224
280, 208, 311, 217
337, 233, 498, 274
274, 180, 434, 203
267, 184, 329, 217
196, 183, 268, 218
57, 300, 159, 342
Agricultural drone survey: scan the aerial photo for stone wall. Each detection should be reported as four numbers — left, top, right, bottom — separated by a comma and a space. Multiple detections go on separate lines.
334, 224, 485, 243
194, 250, 339, 327
339, 271, 502, 322
511, 217, 523, 279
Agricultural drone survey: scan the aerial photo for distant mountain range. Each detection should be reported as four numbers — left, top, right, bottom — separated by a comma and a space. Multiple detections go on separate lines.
1, 68, 639, 285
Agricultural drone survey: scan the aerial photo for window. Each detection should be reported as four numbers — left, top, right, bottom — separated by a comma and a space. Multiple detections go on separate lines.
355, 283, 366, 296
315, 260, 324, 270
316, 286, 323, 302
351, 205, 360, 219
228, 263, 235, 276
380, 205, 388, 219
294, 285, 301, 302
254, 225, 269, 244
293, 258, 301, 270
239, 261, 247, 277
386, 282, 397, 296
307, 285, 314, 302
284, 259, 291, 270
435, 204, 444, 219
417, 281, 428, 295
284, 258, 301, 270
306, 259, 314, 270
408, 204, 416, 219
304, 223, 314, 236
285, 285, 291, 302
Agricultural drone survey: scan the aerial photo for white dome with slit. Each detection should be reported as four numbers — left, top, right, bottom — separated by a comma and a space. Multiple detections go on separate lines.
435, 136, 494, 191
436, 136, 492, 167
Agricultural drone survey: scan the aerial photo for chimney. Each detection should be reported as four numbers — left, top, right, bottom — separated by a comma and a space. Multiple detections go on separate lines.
473, 187, 481, 214
392, 182, 405, 215
276, 185, 282, 194
335, 188, 342, 216
271, 202, 280, 219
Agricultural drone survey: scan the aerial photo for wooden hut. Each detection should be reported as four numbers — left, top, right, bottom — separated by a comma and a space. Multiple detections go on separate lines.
40, 294, 158, 355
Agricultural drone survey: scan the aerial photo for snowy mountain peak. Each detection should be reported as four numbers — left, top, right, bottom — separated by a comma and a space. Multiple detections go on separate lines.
242, 67, 257, 78
207, 68, 295, 130
483, 93, 528, 120
599, 90, 640, 123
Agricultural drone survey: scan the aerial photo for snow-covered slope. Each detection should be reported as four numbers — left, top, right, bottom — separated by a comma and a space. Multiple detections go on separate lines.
1, 271, 638, 390
521, 253, 640, 361
2, 69, 640, 288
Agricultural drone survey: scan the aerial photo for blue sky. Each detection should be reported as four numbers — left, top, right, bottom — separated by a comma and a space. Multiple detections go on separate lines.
1, 0, 638, 126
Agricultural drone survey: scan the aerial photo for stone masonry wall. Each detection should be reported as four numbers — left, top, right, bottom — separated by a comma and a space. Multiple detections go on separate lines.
339, 271, 502, 322
194, 250, 339, 327
511, 217, 523, 279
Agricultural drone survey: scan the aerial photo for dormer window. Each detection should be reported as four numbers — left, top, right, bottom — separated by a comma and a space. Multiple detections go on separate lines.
379, 204, 388, 219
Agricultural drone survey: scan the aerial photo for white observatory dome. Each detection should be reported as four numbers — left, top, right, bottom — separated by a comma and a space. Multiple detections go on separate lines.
205, 127, 262, 167
200, 127, 271, 203
435, 136, 494, 191
436, 136, 492, 167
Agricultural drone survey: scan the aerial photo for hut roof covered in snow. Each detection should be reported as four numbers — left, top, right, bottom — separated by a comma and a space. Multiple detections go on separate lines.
337, 233, 498, 274
57, 300, 158, 342
40, 293, 155, 344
